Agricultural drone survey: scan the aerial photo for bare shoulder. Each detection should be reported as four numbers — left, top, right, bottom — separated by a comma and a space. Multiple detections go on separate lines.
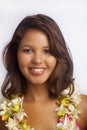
78, 94, 87, 129
80, 94, 87, 111
80, 94, 87, 100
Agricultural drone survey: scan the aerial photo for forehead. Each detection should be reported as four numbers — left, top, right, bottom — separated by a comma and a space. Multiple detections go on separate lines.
21, 29, 49, 44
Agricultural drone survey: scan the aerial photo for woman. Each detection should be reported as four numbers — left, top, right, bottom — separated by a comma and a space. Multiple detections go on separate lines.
0, 14, 87, 130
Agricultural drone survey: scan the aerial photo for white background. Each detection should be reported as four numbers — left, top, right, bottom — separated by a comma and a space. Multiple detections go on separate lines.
0, 0, 87, 95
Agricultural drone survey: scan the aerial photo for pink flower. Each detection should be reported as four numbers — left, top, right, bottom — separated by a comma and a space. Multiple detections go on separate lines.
75, 122, 80, 130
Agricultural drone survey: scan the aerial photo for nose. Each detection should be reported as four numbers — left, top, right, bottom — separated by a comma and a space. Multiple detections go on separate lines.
32, 52, 42, 65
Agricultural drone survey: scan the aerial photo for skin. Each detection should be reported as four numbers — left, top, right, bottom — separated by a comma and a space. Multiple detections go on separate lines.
77, 95, 87, 130
17, 29, 57, 87
0, 96, 87, 130
0, 29, 87, 130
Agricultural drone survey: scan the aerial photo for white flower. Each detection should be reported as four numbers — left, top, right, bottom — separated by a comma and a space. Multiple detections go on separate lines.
0, 110, 6, 115
0, 100, 7, 110
56, 122, 63, 128
0, 100, 8, 116
0, 85, 81, 130
8, 102, 12, 107
31, 128, 34, 130
11, 98, 21, 105
68, 104, 75, 111
55, 107, 59, 111
61, 88, 70, 95
14, 112, 27, 121
5, 118, 18, 130
71, 86, 81, 104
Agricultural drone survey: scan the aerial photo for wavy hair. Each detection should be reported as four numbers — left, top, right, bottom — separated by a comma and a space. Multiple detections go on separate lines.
1, 14, 74, 98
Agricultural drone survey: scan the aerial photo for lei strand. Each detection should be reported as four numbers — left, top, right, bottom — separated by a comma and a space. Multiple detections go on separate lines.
0, 88, 81, 130
55, 87, 81, 130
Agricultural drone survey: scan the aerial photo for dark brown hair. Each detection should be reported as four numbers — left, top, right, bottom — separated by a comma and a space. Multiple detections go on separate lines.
1, 14, 74, 98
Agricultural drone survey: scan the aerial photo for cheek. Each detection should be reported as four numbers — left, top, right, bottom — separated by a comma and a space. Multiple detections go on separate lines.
47, 57, 57, 68
17, 54, 28, 67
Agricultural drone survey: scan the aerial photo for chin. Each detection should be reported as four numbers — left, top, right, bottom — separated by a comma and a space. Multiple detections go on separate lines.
28, 80, 47, 86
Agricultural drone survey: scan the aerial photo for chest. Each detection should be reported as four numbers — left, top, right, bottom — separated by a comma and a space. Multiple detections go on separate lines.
23, 103, 57, 130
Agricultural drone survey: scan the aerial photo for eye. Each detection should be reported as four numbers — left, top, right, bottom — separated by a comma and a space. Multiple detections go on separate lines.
43, 49, 51, 54
22, 49, 33, 53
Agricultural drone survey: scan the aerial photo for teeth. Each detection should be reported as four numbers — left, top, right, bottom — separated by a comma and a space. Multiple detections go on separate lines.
31, 69, 44, 72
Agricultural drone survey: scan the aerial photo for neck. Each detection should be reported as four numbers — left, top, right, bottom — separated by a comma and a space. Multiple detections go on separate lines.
24, 84, 50, 103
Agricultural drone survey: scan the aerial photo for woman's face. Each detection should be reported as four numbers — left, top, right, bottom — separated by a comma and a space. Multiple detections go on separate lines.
17, 29, 57, 86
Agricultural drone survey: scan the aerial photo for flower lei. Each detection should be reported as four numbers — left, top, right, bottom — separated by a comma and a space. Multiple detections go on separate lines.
55, 87, 81, 130
0, 88, 81, 130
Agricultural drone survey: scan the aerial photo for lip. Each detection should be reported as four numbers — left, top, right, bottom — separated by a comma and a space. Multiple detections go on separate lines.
30, 67, 46, 76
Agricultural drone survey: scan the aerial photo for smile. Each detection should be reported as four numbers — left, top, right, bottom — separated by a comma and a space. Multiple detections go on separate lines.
30, 68, 45, 75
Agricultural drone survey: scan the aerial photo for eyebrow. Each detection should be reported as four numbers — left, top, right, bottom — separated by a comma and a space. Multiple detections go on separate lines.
20, 44, 50, 48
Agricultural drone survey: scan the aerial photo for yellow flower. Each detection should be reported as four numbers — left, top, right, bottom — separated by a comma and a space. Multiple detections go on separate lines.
22, 121, 31, 130
2, 115, 8, 121
61, 97, 69, 106
12, 103, 20, 112
0, 95, 34, 130
0, 86, 81, 130
57, 109, 65, 116
58, 128, 63, 130
2, 112, 10, 121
